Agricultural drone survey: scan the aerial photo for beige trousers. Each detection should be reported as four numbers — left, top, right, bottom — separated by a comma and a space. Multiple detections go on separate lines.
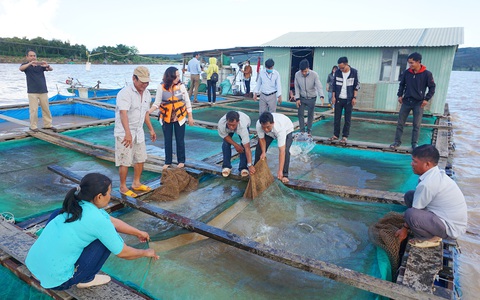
188, 74, 201, 101
28, 93, 53, 129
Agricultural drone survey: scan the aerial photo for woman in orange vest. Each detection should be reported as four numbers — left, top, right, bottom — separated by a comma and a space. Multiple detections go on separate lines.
149, 67, 194, 169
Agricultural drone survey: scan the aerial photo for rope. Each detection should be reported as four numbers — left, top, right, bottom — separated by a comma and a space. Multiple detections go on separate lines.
0, 212, 15, 223
139, 241, 153, 291
24, 224, 43, 235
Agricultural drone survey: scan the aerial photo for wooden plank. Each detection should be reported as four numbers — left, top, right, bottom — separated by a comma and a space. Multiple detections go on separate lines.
311, 135, 415, 153
286, 178, 405, 204
434, 118, 450, 158
73, 98, 116, 110
402, 243, 444, 294
350, 116, 449, 129
0, 114, 31, 126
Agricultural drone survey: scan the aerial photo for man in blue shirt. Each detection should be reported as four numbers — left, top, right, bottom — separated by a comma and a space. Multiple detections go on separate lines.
187, 52, 203, 103
253, 58, 282, 114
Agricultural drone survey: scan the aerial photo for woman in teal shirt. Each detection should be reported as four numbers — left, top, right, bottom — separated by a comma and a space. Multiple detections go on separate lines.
26, 173, 159, 290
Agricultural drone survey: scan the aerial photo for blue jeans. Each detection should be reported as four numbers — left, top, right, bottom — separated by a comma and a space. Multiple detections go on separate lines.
327, 91, 333, 104
207, 80, 216, 103
333, 99, 352, 138
46, 210, 112, 290
162, 121, 186, 165
254, 133, 293, 178
394, 99, 424, 146
244, 78, 251, 94
222, 132, 247, 171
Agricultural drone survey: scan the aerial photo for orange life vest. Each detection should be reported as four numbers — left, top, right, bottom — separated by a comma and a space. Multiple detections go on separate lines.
158, 83, 187, 123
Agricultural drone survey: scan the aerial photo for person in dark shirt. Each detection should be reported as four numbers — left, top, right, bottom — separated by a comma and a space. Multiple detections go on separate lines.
390, 52, 436, 150
19, 49, 56, 132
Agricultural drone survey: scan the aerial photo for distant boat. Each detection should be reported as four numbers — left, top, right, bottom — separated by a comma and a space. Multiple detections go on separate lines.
64, 77, 122, 98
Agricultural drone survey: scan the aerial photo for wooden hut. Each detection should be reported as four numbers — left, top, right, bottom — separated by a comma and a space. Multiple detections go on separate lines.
262, 27, 463, 115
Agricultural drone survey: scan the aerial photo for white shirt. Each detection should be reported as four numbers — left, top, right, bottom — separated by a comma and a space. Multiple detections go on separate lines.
217, 111, 251, 144
114, 85, 151, 143
256, 113, 293, 147
414, 166, 468, 238
339, 70, 350, 99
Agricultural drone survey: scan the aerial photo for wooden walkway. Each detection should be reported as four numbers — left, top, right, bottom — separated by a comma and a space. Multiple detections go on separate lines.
0, 221, 150, 300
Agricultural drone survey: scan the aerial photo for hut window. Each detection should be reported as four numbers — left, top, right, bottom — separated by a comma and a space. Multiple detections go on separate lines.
379, 49, 409, 82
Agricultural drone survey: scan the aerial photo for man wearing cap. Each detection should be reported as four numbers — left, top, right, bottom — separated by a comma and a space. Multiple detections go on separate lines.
114, 66, 156, 197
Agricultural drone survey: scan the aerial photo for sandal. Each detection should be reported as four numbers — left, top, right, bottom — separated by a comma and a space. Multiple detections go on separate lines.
340, 137, 348, 144
327, 136, 338, 141
121, 190, 138, 198
222, 168, 231, 177
162, 164, 170, 170
177, 163, 185, 169
240, 169, 249, 177
131, 185, 152, 192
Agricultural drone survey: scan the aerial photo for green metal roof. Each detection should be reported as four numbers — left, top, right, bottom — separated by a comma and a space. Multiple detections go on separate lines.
263, 27, 464, 48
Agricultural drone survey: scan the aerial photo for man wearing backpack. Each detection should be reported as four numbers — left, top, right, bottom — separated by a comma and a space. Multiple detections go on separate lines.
206, 57, 219, 104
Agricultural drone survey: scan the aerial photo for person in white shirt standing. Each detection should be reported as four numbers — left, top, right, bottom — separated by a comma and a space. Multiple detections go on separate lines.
254, 112, 294, 184
187, 52, 203, 103
253, 58, 282, 114
114, 66, 156, 198
395, 144, 467, 247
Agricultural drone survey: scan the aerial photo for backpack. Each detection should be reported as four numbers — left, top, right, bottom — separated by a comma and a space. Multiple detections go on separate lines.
210, 72, 218, 83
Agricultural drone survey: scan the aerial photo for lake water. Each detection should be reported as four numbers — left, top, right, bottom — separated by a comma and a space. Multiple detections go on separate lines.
0, 63, 479, 299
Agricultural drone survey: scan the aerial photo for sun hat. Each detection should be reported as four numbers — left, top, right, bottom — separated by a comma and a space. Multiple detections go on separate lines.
133, 66, 151, 82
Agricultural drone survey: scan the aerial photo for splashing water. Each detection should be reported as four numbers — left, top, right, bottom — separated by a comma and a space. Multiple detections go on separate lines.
290, 132, 315, 162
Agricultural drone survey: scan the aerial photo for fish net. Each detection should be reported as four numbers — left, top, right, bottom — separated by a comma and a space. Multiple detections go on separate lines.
368, 211, 405, 279
147, 168, 198, 201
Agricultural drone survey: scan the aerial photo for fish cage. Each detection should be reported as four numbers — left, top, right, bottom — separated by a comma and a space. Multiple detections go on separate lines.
0, 96, 454, 299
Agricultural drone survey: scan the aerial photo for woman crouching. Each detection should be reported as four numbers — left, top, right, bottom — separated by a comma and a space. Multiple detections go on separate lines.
26, 173, 159, 290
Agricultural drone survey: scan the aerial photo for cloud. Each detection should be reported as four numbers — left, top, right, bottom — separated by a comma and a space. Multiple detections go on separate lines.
0, 0, 67, 40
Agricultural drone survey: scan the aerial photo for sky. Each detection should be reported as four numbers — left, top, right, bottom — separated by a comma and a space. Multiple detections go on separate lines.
1, 0, 479, 54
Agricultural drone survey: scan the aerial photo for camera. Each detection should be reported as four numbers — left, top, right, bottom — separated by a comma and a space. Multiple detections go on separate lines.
237, 61, 244, 69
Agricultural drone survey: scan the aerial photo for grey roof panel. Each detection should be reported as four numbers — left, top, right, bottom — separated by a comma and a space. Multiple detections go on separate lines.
263, 28, 463, 48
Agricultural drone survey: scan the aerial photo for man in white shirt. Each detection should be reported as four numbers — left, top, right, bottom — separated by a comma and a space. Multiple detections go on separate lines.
253, 58, 282, 114
254, 112, 294, 183
114, 66, 156, 197
395, 145, 467, 246
217, 111, 255, 177
187, 52, 202, 103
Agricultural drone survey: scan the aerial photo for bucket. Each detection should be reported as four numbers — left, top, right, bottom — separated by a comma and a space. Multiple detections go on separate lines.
78, 87, 88, 99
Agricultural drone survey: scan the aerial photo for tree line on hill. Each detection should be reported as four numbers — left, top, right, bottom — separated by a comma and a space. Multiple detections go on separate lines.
0, 36, 478, 70
0, 37, 180, 64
